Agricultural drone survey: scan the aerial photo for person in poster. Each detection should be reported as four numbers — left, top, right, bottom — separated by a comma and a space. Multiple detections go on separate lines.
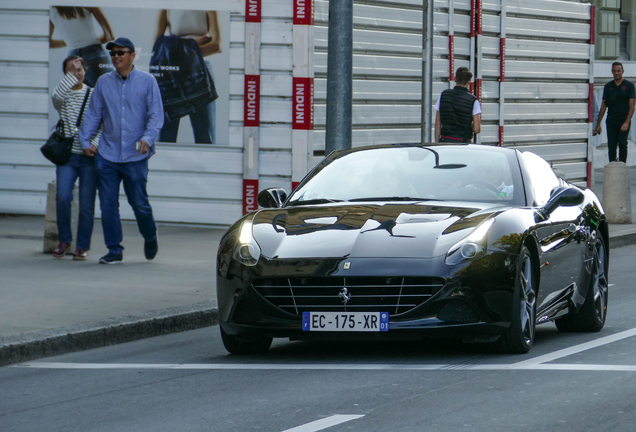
49, 6, 230, 146
151, 10, 221, 144
49, 7, 115, 87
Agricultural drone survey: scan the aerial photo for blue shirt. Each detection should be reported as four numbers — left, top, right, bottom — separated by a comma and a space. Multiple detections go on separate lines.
79, 67, 164, 163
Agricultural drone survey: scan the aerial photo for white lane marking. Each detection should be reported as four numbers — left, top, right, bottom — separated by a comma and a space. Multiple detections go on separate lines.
13, 329, 636, 372
281, 415, 364, 432
512, 327, 636, 367
12, 363, 463, 370
12, 362, 636, 372
520, 364, 636, 371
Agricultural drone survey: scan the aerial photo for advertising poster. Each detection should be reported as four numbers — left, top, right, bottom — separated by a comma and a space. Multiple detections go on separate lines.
48, 6, 230, 145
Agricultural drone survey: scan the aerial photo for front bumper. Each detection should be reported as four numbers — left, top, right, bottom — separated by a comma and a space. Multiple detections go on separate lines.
217, 253, 518, 341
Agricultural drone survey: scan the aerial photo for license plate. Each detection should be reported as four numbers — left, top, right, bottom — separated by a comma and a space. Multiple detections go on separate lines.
302, 312, 389, 332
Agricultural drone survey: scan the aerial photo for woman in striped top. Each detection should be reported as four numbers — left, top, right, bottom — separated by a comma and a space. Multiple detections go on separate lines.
51, 55, 103, 260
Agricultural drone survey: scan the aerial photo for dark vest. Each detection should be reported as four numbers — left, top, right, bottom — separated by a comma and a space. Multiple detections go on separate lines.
440, 86, 477, 141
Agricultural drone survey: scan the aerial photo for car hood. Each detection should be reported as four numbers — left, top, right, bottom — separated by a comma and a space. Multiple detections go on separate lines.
251, 202, 506, 259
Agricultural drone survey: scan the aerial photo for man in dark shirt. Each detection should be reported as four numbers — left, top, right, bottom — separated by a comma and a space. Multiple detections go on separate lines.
595, 62, 636, 163
434, 67, 482, 143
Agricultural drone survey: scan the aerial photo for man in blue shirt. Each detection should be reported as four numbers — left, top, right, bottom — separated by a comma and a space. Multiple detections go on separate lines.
80, 37, 164, 264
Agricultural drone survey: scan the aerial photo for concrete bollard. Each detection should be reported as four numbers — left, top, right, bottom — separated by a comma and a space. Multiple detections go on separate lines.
43, 181, 79, 254
602, 161, 632, 224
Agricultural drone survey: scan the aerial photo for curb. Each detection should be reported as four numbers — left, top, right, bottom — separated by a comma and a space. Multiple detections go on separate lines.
609, 231, 636, 250
0, 301, 218, 367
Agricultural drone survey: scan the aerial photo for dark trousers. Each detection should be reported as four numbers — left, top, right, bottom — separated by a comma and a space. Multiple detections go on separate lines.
160, 99, 216, 144
94, 153, 157, 255
606, 117, 629, 163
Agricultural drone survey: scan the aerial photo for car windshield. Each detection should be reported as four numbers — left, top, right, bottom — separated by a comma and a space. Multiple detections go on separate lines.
289, 146, 525, 206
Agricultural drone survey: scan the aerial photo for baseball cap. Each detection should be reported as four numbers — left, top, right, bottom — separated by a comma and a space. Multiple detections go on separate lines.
106, 37, 135, 52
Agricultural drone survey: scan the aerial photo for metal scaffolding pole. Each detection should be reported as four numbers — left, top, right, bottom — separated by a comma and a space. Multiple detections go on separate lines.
325, 0, 353, 154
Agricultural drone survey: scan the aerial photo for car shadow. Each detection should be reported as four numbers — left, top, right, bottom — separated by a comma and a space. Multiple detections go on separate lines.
217, 323, 573, 364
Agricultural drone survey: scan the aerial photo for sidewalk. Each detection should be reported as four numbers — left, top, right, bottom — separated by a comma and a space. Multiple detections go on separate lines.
2, 171, 636, 366
594, 166, 636, 248
0, 214, 225, 365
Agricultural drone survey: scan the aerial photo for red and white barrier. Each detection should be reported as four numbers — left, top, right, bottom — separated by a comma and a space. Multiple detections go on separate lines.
498, 0, 506, 147
469, 0, 476, 94
291, 0, 315, 191
243, 0, 261, 214
588, 6, 596, 188
475, 0, 482, 144
449, 0, 455, 83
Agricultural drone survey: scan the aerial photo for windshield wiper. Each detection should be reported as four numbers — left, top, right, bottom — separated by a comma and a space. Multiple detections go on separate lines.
348, 197, 443, 202
288, 198, 344, 206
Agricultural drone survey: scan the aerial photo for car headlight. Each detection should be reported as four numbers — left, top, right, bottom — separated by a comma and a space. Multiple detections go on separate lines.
233, 218, 261, 266
445, 218, 495, 266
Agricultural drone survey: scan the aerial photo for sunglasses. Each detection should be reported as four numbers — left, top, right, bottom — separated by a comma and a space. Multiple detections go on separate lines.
109, 50, 132, 57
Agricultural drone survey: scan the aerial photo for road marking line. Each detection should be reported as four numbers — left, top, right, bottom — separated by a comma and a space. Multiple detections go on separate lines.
13, 329, 636, 373
281, 415, 364, 432
512, 327, 636, 367
12, 362, 636, 372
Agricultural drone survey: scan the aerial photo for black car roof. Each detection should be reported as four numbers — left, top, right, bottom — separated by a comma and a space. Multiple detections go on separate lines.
327, 143, 518, 159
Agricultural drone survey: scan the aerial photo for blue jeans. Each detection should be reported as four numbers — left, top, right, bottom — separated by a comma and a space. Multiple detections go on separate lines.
159, 98, 216, 144
55, 153, 98, 250
69, 44, 113, 88
94, 153, 157, 255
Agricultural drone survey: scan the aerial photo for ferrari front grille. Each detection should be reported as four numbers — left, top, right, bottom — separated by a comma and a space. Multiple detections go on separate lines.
252, 276, 444, 316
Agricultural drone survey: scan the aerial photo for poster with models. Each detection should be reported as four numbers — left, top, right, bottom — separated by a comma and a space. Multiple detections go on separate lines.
48, 6, 230, 145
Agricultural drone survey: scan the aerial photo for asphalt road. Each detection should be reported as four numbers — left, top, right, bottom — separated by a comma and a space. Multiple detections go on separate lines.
3, 245, 636, 432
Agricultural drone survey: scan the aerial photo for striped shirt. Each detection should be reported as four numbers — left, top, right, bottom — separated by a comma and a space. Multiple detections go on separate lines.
51, 72, 103, 154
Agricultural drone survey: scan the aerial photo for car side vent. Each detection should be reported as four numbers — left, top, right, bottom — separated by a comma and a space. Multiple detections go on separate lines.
252, 276, 444, 316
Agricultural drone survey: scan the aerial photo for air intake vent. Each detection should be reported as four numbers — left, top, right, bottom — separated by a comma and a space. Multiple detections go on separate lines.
252, 276, 444, 316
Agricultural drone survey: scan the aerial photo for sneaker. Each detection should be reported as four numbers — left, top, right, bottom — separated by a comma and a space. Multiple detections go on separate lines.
53, 242, 72, 258
99, 252, 124, 264
73, 248, 88, 261
144, 235, 158, 260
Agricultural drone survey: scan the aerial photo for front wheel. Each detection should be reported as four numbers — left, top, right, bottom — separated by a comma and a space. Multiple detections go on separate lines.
495, 246, 537, 354
555, 235, 608, 332
220, 327, 273, 355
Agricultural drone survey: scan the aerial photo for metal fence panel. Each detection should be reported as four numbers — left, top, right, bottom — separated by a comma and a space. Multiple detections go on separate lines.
313, 0, 423, 154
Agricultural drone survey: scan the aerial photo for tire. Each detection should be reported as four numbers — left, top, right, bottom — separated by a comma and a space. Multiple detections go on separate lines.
555, 235, 608, 333
495, 246, 537, 354
220, 327, 273, 355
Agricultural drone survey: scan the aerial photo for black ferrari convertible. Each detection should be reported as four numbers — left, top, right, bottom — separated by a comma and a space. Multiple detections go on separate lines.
216, 144, 609, 354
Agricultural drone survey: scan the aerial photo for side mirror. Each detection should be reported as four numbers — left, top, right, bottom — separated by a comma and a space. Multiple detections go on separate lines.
257, 188, 287, 208
536, 186, 584, 221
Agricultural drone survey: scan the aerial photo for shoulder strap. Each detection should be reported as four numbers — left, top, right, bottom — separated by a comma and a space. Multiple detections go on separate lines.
75, 88, 91, 128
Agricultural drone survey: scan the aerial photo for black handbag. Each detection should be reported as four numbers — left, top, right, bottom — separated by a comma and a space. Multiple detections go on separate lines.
41, 88, 91, 166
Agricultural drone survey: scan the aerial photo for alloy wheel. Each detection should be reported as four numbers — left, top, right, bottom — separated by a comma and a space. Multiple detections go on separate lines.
592, 240, 608, 323
519, 254, 536, 346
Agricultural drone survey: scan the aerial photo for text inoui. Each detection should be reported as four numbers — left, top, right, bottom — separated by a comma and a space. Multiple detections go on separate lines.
247, 0, 259, 17
296, 0, 307, 19
295, 84, 305, 122
245, 184, 256, 211
247, 81, 257, 122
